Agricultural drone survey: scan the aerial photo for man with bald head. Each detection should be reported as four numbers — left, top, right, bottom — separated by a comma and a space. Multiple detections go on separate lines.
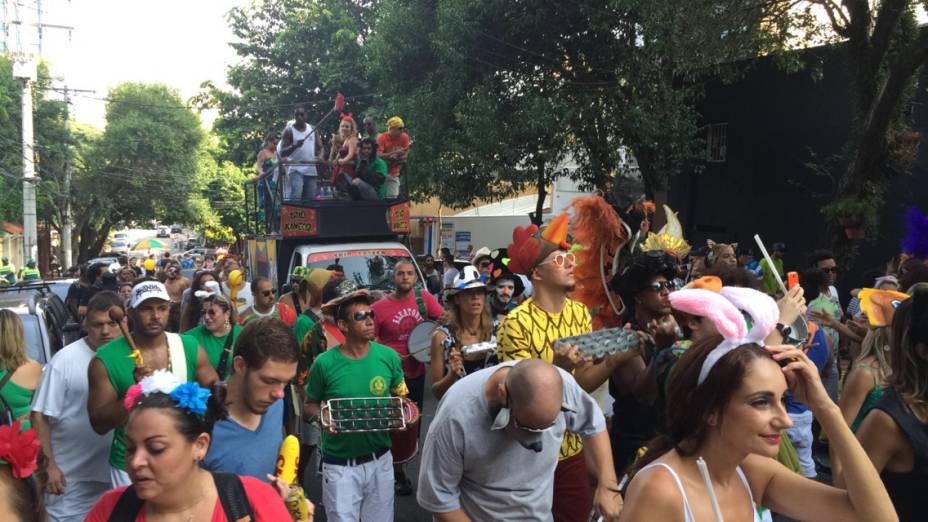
417, 359, 622, 521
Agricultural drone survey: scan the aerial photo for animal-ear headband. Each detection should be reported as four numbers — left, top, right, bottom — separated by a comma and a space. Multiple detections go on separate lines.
669, 286, 779, 385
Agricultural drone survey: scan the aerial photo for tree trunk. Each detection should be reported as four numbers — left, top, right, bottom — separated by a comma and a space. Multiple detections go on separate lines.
532, 161, 547, 226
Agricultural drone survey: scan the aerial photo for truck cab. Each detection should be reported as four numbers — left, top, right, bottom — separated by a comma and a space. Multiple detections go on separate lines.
242, 193, 422, 292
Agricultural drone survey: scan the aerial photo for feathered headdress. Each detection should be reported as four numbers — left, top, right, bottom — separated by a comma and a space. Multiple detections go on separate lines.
507, 213, 571, 275
901, 207, 928, 259
569, 196, 630, 329
669, 286, 779, 385
640, 205, 691, 259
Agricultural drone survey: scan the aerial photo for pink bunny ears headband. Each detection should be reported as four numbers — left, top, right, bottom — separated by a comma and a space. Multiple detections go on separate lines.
669, 286, 779, 385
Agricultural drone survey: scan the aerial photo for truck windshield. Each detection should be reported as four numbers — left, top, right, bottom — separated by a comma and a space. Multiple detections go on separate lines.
306, 248, 422, 292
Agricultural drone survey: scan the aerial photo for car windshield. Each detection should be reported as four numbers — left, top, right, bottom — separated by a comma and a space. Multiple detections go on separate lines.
306, 248, 422, 292
18, 314, 44, 363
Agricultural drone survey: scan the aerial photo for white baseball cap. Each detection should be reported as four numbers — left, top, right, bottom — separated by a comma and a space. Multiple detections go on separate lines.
129, 281, 171, 309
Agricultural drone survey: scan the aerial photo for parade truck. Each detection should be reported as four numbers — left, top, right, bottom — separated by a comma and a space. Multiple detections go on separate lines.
241, 194, 423, 293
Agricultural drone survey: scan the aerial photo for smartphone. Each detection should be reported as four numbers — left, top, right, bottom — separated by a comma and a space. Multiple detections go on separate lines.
787, 271, 799, 290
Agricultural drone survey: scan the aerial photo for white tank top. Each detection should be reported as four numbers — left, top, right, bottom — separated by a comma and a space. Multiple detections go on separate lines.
285, 123, 317, 176
638, 462, 762, 522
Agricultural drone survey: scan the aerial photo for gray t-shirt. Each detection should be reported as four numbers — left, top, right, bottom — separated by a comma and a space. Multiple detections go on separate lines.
416, 361, 606, 521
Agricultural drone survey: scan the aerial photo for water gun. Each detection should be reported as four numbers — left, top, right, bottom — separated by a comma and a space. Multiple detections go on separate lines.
275, 435, 312, 521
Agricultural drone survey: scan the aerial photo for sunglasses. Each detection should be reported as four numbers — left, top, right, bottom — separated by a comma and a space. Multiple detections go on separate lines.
646, 280, 674, 292
351, 310, 375, 322
822, 267, 839, 274
541, 252, 576, 268
260, 290, 275, 297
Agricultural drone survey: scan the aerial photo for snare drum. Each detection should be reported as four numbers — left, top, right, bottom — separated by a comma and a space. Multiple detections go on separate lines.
407, 320, 439, 363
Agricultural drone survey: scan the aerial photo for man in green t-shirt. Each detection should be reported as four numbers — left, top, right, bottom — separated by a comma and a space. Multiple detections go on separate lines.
305, 282, 409, 522
88, 281, 218, 487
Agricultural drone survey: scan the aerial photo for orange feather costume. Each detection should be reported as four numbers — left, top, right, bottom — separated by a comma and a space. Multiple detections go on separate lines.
569, 196, 630, 330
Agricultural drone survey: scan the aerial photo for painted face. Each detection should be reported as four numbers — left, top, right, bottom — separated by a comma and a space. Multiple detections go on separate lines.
495, 280, 516, 304
715, 358, 793, 460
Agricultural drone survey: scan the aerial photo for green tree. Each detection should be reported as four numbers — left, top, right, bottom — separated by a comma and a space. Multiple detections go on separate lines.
200, 0, 378, 166
192, 138, 248, 244
368, 0, 818, 209
808, 1, 928, 253
74, 82, 203, 261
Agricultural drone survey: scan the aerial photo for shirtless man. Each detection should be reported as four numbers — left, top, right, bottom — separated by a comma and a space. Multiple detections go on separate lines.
162, 260, 190, 333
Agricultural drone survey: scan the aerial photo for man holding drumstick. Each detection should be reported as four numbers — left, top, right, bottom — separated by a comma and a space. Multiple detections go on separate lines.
87, 281, 218, 487
305, 281, 409, 522
372, 258, 442, 495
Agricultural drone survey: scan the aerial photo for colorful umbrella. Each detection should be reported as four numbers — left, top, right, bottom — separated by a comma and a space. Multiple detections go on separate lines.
132, 239, 167, 250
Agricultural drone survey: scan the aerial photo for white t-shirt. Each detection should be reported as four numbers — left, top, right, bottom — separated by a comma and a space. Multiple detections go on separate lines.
223, 282, 253, 314
442, 267, 459, 289
31, 338, 111, 483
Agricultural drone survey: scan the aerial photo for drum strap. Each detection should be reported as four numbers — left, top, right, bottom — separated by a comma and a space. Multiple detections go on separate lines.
415, 289, 426, 319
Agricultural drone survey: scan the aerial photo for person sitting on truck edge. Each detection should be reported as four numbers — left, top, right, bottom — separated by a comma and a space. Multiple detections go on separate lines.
377, 116, 410, 200
238, 277, 297, 327
350, 137, 387, 201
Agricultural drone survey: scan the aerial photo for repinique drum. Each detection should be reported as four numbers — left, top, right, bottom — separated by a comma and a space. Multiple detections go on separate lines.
390, 399, 421, 464
408, 320, 438, 363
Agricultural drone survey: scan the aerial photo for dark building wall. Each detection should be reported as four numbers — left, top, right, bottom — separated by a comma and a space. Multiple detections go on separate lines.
670, 47, 928, 290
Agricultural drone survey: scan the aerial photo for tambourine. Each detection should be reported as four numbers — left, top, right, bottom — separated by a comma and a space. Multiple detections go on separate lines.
459, 340, 497, 361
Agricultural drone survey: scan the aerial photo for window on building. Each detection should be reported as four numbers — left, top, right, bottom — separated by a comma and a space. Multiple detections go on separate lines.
707, 123, 727, 163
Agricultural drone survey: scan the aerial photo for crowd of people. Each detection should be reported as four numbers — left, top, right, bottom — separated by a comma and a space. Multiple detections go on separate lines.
252, 109, 412, 225
1, 192, 928, 521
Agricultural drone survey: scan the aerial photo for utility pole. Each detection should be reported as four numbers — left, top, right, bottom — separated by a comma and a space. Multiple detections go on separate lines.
52, 85, 94, 268
13, 58, 37, 263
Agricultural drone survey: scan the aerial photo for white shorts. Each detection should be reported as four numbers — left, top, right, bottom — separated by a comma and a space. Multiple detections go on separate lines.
322, 450, 394, 522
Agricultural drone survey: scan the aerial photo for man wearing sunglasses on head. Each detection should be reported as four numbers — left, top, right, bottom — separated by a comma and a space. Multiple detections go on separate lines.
418, 358, 618, 521
305, 281, 409, 522
238, 277, 297, 328
498, 216, 632, 522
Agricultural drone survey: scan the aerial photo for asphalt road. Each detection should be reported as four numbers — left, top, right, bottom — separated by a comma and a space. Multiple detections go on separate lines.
302, 378, 437, 521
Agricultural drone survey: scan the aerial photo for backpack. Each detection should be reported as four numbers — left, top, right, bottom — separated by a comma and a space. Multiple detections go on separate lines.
107, 471, 254, 521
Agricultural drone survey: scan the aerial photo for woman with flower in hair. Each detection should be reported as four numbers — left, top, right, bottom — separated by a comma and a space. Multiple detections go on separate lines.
86, 371, 298, 521
619, 287, 895, 522
0, 311, 42, 429
0, 421, 44, 522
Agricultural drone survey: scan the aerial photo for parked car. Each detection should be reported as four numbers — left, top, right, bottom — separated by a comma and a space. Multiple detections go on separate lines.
156, 226, 170, 238
110, 238, 129, 254
182, 247, 214, 258
0, 283, 77, 364
113, 232, 129, 241
170, 224, 183, 234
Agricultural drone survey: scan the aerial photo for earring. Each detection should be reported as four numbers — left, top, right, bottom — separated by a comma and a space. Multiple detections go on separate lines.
224, 319, 231, 329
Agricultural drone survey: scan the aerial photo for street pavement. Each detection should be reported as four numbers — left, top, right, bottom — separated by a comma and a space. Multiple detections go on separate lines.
302, 376, 437, 521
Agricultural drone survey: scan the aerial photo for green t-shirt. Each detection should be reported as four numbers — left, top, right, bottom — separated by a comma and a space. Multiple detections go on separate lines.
305, 342, 405, 459
294, 314, 316, 352
95, 334, 199, 470
182, 324, 241, 378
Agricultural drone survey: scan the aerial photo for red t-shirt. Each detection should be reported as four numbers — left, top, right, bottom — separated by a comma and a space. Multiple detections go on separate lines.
85, 476, 291, 521
372, 290, 443, 378
376, 131, 410, 176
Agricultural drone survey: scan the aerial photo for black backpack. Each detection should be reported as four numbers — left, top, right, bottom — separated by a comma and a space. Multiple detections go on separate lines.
107, 471, 255, 521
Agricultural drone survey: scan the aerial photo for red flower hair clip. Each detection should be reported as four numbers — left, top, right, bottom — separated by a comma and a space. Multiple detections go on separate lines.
0, 421, 40, 478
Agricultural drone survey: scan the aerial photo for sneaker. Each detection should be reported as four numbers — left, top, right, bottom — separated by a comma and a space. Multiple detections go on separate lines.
395, 475, 414, 496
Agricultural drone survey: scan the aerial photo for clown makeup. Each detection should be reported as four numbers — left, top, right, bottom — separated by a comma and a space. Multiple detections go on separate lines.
496, 280, 516, 304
